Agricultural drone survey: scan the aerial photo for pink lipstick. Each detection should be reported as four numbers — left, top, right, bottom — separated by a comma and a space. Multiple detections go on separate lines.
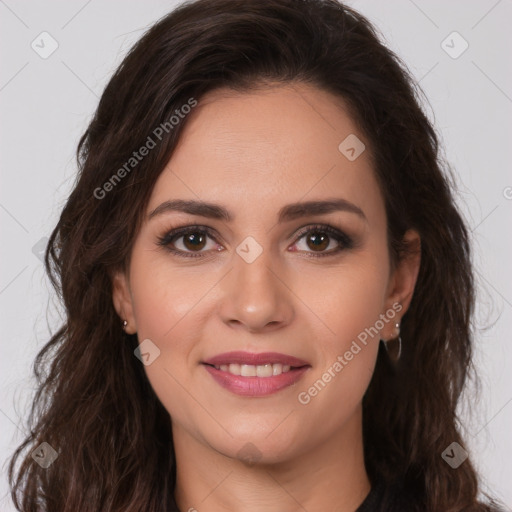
202, 351, 310, 397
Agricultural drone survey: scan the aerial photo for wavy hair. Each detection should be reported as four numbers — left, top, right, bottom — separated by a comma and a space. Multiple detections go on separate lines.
7, 0, 505, 510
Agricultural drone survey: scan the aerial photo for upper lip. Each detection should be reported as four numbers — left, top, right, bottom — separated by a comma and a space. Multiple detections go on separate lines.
203, 351, 310, 367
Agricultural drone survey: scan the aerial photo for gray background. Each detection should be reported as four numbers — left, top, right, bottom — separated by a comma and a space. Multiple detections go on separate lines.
1, 0, 511, 509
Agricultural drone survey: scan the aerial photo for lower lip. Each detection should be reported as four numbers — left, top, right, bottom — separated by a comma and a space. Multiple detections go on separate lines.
203, 364, 310, 397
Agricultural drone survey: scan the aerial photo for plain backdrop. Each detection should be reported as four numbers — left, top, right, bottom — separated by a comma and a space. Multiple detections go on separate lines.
1, 0, 511, 509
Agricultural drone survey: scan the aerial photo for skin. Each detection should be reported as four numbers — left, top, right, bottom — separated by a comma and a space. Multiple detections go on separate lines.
112, 83, 421, 512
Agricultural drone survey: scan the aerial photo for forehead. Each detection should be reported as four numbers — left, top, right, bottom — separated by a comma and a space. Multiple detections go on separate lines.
147, 83, 384, 225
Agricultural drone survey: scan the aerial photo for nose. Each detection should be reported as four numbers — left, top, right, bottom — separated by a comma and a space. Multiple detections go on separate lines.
217, 245, 294, 333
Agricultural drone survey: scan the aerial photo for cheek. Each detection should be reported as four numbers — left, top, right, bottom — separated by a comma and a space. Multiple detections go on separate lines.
129, 244, 211, 342
128, 267, 204, 429
126, 249, 203, 398
295, 256, 389, 350
291, 259, 388, 416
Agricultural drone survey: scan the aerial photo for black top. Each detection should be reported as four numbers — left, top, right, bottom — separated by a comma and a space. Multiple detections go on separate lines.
356, 478, 419, 511
356, 480, 386, 511
168, 478, 416, 511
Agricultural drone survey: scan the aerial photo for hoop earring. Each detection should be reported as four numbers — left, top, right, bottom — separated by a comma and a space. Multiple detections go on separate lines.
382, 322, 402, 363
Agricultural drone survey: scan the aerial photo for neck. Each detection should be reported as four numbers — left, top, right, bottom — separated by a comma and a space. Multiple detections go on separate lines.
172, 407, 371, 512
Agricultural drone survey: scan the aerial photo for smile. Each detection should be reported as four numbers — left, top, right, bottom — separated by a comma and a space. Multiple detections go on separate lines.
211, 363, 293, 377
202, 351, 310, 397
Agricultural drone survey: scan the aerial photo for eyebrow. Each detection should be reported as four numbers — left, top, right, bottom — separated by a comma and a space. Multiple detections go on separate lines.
147, 198, 367, 223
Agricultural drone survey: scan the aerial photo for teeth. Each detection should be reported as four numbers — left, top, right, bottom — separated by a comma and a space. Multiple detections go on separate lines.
256, 364, 272, 377
213, 363, 295, 377
241, 364, 256, 377
229, 363, 240, 375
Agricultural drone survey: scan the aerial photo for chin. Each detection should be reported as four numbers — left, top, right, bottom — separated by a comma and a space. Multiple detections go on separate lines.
207, 429, 304, 466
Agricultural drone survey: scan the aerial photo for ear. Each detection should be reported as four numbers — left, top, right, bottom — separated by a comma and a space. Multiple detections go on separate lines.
381, 229, 421, 339
111, 270, 137, 334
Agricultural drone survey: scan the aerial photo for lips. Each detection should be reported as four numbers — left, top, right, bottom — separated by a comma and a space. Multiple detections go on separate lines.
203, 351, 309, 367
202, 351, 310, 397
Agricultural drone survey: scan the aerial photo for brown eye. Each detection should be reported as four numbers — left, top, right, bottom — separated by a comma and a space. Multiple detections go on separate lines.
181, 232, 207, 251
292, 224, 354, 257
305, 231, 330, 252
157, 226, 220, 258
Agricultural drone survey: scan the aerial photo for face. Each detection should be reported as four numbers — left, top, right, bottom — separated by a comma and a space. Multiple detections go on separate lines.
113, 83, 420, 464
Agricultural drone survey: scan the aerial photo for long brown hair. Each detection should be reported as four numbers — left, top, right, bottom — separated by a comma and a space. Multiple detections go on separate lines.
7, 0, 506, 510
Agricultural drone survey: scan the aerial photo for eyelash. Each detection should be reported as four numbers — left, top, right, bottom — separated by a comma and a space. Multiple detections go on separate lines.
156, 223, 354, 259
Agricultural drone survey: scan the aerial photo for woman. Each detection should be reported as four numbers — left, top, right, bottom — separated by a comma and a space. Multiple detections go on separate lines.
7, 0, 507, 510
